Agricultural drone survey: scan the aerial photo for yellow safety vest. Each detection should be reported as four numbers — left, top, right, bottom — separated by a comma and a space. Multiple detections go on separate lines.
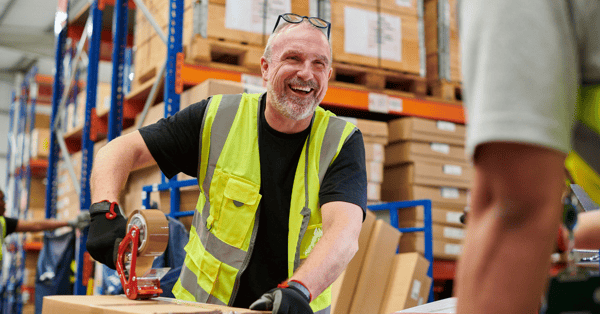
172, 93, 357, 314
566, 85, 600, 205
0, 216, 5, 261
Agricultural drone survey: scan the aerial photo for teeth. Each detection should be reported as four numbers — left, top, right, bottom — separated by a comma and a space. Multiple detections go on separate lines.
291, 86, 312, 92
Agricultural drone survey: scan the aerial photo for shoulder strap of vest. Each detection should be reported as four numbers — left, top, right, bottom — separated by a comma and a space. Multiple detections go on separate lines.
317, 115, 357, 184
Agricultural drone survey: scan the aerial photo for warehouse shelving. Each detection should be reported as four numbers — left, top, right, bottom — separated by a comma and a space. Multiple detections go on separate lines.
3, 66, 52, 314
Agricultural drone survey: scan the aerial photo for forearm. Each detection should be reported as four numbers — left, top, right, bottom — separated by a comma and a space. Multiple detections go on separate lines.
91, 131, 154, 203
573, 210, 600, 249
16, 219, 69, 232
290, 202, 362, 299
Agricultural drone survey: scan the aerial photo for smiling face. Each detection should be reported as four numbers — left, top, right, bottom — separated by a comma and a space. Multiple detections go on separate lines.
261, 22, 332, 124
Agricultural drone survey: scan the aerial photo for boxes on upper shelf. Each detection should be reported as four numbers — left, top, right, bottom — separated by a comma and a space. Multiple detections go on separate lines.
424, 0, 461, 83
385, 140, 467, 166
30, 128, 50, 159
383, 159, 473, 190
388, 116, 466, 146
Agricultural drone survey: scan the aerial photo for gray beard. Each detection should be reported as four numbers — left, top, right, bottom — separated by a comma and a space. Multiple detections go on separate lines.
267, 82, 318, 121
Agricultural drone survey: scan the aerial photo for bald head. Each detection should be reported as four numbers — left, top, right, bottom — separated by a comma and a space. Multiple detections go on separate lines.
263, 20, 332, 65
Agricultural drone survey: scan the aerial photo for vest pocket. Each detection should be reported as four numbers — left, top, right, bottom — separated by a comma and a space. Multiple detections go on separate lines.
210, 172, 262, 249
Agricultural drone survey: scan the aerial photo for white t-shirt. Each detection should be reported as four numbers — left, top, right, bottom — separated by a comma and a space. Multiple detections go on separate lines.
460, 0, 600, 156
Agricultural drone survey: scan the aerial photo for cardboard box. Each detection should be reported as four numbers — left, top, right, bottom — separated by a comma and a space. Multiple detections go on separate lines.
364, 142, 384, 162
396, 206, 465, 227
399, 221, 464, 243
399, 233, 463, 260
349, 219, 402, 314
122, 165, 164, 216
35, 112, 51, 129
385, 141, 467, 166
424, 0, 461, 83
31, 128, 50, 159
388, 117, 466, 146
42, 295, 269, 314
367, 161, 384, 183
28, 177, 47, 208
383, 160, 473, 190
380, 253, 432, 313
367, 182, 381, 201
331, 2, 421, 74
341, 0, 419, 15
340, 117, 389, 139
180, 79, 245, 109
332, 210, 376, 314
382, 184, 469, 208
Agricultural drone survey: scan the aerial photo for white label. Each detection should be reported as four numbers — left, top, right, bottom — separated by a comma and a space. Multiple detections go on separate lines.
344, 7, 379, 58
379, 12, 402, 62
410, 279, 422, 300
443, 164, 462, 176
244, 84, 267, 94
437, 121, 456, 132
446, 211, 462, 224
241, 74, 263, 87
387, 97, 403, 112
152, 183, 159, 192
443, 227, 465, 239
430, 142, 450, 154
368, 93, 389, 113
225, 0, 291, 34
445, 243, 463, 255
441, 187, 459, 199
369, 162, 382, 182
373, 144, 384, 162
418, 297, 424, 305
396, 0, 413, 7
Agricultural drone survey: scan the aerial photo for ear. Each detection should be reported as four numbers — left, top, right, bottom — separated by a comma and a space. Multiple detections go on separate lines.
327, 66, 333, 80
260, 56, 269, 83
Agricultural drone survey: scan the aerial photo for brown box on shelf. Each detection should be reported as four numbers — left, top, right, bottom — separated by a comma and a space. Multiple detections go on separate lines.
180, 79, 245, 109
134, 102, 165, 129
331, 210, 376, 314
349, 219, 402, 314
388, 117, 466, 146
28, 177, 47, 208
367, 182, 381, 201
385, 140, 467, 166
24, 251, 39, 287
55, 190, 80, 221
159, 186, 200, 218
399, 233, 463, 260
342, 0, 418, 15
382, 184, 469, 208
31, 128, 50, 159
42, 295, 269, 314
35, 112, 51, 129
122, 165, 163, 216
380, 253, 432, 313
399, 221, 464, 243
367, 161, 384, 183
331, 2, 421, 74
364, 142, 384, 162
383, 159, 473, 190
397, 206, 465, 227
424, 0, 461, 83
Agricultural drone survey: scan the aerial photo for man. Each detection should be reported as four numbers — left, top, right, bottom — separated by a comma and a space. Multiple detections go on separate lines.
0, 188, 90, 257
87, 14, 366, 314
456, 1, 600, 314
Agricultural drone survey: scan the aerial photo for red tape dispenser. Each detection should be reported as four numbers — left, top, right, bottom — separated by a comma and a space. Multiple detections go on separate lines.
116, 209, 169, 300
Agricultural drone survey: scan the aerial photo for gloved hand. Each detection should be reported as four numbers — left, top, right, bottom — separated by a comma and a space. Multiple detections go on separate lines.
249, 280, 313, 314
68, 211, 91, 229
86, 201, 127, 270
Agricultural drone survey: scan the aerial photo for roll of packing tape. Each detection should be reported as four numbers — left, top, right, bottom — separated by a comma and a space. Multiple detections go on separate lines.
127, 209, 169, 277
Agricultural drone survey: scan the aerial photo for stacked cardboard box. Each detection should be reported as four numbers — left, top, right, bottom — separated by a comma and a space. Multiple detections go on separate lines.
331, 211, 431, 314
424, 0, 461, 83
383, 116, 469, 260
30, 128, 50, 159
330, 0, 422, 74
69, 82, 112, 132
340, 117, 387, 203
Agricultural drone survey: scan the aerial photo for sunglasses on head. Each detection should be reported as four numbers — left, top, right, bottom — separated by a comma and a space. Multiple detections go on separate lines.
272, 13, 331, 39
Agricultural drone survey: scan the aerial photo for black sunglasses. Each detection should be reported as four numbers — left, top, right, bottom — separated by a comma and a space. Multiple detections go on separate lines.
272, 13, 331, 40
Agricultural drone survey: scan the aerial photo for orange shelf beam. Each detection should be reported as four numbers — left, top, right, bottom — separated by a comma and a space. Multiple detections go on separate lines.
180, 63, 243, 86
24, 241, 43, 252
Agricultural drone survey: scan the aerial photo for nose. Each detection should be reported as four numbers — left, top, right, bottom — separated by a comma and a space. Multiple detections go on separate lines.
296, 60, 313, 81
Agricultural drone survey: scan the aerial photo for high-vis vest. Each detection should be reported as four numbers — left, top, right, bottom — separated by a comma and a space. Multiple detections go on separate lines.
172, 93, 357, 314
566, 85, 600, 205
0, 216, 5, 261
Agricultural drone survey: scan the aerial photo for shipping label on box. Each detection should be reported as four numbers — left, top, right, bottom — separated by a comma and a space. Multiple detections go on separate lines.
385, 140, 467, 166
343, 6, 402, 61
388, 116, 466, 145
225, 0, 291, 34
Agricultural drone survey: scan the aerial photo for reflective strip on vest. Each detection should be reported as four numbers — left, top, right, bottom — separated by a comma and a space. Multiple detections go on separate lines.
0, 216, 5, 261
567, 85, 600, 205
174, 93, 356, 313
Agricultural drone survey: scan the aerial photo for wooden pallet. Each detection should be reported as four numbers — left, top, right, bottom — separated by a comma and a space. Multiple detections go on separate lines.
331, 62, 427, 96
428, 80, 462, 102
186, 36, 264, 74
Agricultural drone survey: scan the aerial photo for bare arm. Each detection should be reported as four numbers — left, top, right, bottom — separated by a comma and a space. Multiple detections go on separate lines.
90, 131, 156, 203
16, 219, 69, 232
455, 143, 566, 314
573, 210, 600, 249
290, 201, 363, 300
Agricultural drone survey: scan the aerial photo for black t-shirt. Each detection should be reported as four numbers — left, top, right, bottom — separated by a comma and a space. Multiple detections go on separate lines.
139, 94, 367, 308
4, 217, 18, 236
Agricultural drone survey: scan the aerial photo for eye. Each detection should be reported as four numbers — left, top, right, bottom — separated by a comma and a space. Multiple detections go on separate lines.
287, 56, 301, 61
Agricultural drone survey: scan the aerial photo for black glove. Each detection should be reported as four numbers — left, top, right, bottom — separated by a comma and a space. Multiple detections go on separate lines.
249, 281, 313, 314
86, 201, 127, 270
